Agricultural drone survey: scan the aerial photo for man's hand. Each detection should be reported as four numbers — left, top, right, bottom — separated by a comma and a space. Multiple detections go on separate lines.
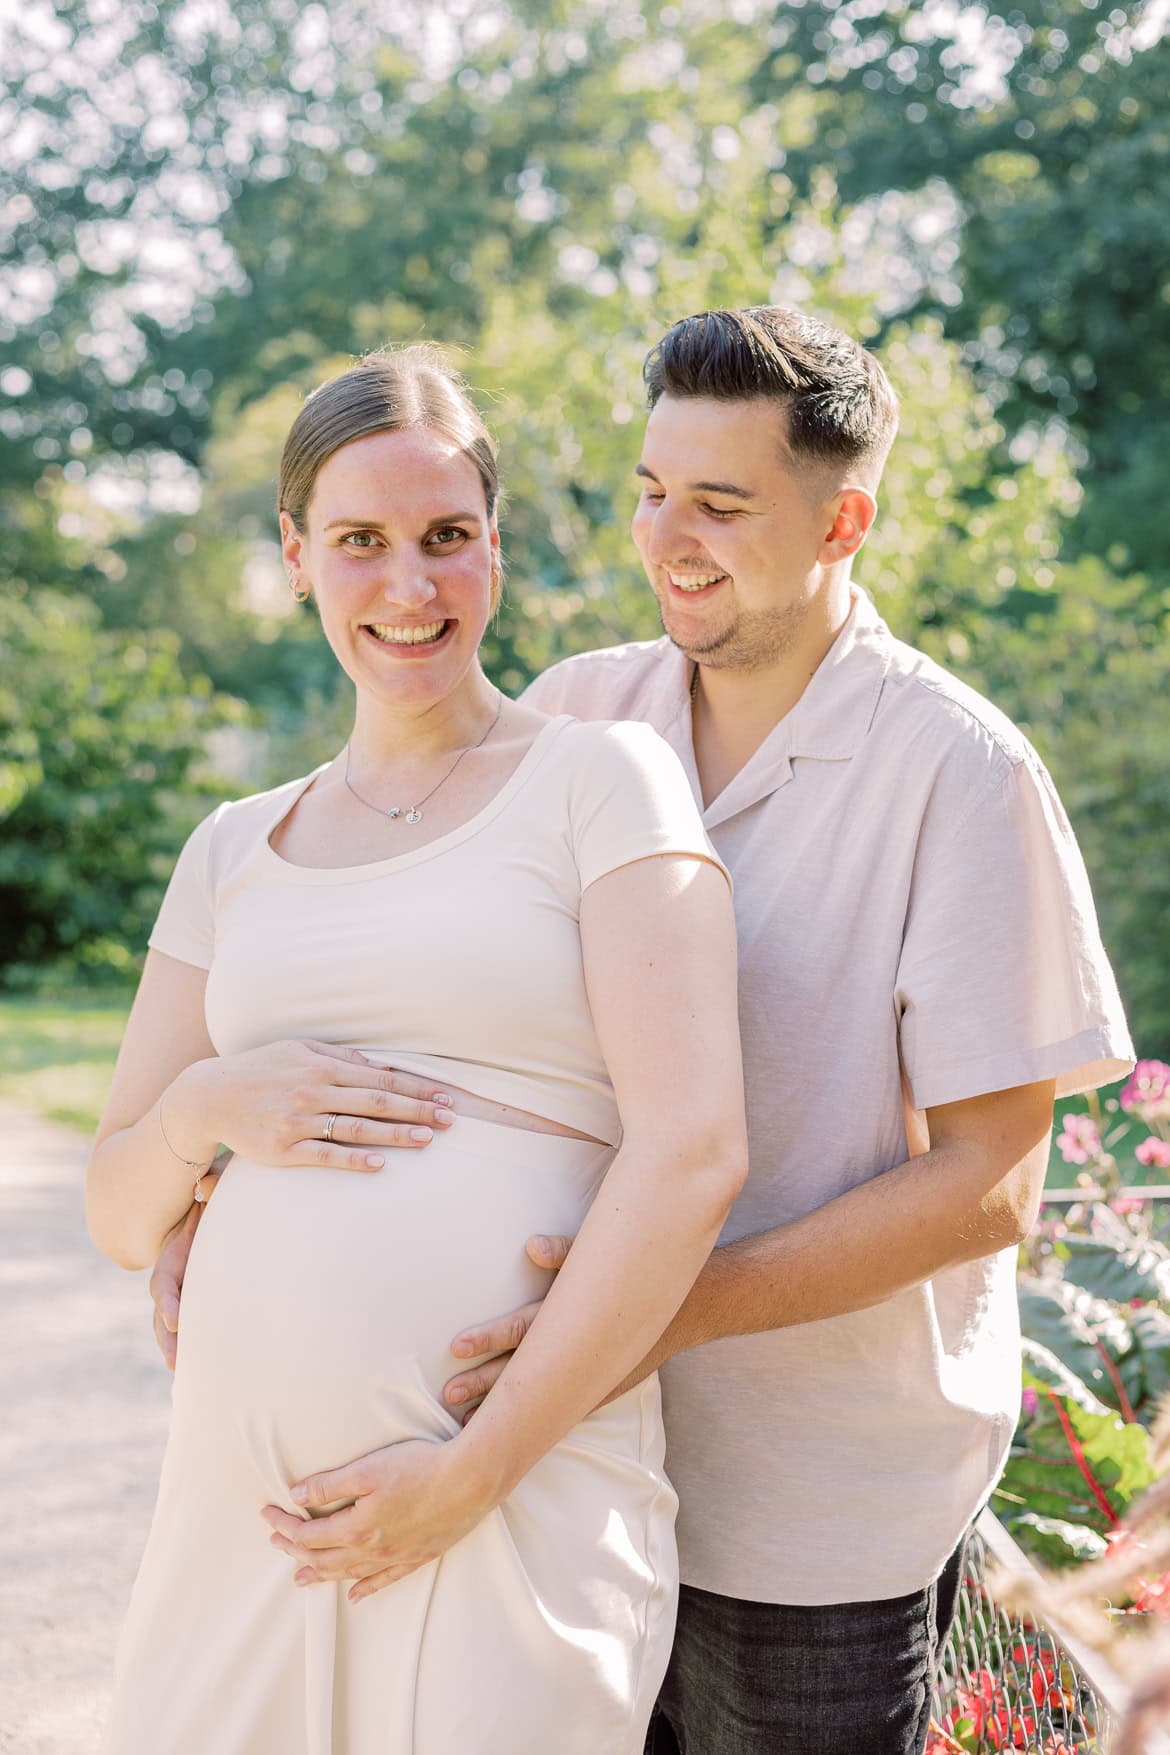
262, 1438, 496, 1601
441, 1233, 571, 1421
148, 1178, 218, 1369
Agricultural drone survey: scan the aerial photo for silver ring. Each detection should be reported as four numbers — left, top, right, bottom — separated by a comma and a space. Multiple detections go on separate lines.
322, 1112, 339, 1144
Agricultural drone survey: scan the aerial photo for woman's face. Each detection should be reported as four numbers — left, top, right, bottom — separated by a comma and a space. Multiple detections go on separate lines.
280, 425, 498, 713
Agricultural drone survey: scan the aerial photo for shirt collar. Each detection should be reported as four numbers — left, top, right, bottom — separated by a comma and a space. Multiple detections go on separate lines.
656, 586, 893, 827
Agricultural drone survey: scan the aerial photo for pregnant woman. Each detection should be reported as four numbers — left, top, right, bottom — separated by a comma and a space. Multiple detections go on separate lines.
86, 344, 747, 1755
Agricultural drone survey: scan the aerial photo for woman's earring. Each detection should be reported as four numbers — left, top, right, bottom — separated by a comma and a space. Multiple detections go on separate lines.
288, 573, 311, 603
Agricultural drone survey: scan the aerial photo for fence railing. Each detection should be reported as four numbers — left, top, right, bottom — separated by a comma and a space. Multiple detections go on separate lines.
1041, 1183, 1170, 1245
933, 1509, 1170, 1755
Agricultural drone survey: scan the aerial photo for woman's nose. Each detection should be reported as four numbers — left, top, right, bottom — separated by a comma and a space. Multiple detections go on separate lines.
380, 567, 438, 611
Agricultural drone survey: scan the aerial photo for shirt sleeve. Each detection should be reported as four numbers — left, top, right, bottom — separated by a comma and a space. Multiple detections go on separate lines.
147, 806, 223, 970
896, 750, 1133, 1110
566, 720, 730, 894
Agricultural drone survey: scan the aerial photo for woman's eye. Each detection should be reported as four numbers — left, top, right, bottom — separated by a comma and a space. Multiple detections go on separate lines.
344, 531, 378, 549
427, 527, 467, 549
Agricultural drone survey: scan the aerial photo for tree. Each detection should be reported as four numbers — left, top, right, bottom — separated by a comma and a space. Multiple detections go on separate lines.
0, 588, 236, 982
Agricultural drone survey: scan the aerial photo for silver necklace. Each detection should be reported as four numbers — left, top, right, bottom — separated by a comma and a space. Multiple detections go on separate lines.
343, 691, 503, 825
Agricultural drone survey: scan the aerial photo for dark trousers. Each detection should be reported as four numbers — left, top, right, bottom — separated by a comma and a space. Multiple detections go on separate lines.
644, 1537, 966, 1755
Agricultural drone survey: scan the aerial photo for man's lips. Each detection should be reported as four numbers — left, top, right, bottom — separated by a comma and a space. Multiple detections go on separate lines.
666, 570, 729, 598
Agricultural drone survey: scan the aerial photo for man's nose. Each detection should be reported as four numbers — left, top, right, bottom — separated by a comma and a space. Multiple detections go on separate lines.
643, 498, 695, 567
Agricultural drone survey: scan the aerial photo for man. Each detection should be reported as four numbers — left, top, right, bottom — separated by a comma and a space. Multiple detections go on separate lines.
152, 307, 1132, 1754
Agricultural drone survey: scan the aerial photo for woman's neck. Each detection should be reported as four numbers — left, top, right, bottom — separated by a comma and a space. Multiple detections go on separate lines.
346, 669, 500, 772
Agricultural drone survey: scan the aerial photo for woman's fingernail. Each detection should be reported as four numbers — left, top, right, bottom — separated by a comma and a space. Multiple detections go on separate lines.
434, 1107, 455, 1127
434, 1093, 453, 1106
290, 1484, 308, 1505
533, 1235, 552, 1257
411, 1127, 432, 1143
447, 1385, 467, 1404
366, 1153, 385, 1168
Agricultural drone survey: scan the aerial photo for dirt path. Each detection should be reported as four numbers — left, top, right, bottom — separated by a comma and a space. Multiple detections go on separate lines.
0, 1102, 170, 1753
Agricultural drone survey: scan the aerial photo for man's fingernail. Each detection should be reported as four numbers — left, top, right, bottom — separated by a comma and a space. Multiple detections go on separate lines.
451, 1340, 472, 1358
534, 1235, 552, 1256
411, 1128, 432, 1142
447, 1385, 467, 1404
291, 1484, 308, 1505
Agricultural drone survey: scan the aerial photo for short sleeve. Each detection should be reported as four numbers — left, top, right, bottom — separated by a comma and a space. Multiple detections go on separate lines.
566, 721, 730, 894
896, 751, 1133, 1110
147, 806, 222, 970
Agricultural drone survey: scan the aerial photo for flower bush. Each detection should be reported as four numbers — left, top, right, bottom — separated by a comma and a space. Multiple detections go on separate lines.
929, 1065, 1170, 1752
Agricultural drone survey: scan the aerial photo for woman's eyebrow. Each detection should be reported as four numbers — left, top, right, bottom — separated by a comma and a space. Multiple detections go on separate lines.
322, 511, 483, 530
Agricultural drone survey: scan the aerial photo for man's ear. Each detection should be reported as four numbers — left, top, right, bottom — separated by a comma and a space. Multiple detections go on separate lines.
819, 486, 878, 562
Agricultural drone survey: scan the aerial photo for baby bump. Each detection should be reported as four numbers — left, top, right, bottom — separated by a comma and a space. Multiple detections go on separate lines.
172, 1117, 612, 1482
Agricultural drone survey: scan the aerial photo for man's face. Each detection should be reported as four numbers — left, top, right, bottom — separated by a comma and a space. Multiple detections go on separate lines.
630, 394, 837, 671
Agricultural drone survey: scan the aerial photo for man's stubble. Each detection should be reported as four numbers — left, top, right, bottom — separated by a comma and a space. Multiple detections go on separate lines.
659, 597, 808, 675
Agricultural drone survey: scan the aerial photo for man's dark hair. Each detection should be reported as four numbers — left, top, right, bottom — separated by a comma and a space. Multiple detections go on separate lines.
643, 307, 898, 484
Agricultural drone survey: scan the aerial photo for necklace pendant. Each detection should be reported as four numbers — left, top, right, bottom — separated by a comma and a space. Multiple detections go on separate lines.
405, 808, 423, 824
385, 806, 402, 820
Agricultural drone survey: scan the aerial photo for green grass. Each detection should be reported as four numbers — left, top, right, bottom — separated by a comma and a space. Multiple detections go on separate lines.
0, 992, 129, 1135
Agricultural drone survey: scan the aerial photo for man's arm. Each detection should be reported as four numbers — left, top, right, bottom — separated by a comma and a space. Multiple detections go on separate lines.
445, 1078, 1054, 1411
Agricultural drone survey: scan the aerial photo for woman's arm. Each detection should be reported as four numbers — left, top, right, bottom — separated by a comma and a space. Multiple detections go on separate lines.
452, 849, 747, 1494
267, 850, 747, 1594
86, 950, 455, 1270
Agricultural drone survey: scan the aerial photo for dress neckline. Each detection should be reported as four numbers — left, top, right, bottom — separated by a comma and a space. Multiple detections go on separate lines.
260, 715, 574, 884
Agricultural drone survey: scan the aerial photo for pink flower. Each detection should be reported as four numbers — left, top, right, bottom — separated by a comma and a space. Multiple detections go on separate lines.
1056, 1112, 1101, 1165
1135, 1136, 1170, 1170
1120, 1059, 1170, 1123
1021, 1387, 1039, 1416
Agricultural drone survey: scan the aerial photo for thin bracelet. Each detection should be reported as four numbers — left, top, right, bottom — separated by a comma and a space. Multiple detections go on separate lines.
158, 1094, 215, 1204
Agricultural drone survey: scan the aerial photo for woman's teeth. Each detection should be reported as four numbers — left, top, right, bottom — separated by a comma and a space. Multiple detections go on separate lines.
368, 620, 448, 645
670, 573, 726, 592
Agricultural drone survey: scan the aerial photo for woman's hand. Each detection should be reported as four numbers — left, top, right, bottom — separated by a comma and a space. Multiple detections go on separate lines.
261, 1438, 499, 1601
166, 1039, 455, 1174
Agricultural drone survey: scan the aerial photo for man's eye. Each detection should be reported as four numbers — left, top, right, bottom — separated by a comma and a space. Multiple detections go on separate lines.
701, 504, 738, 519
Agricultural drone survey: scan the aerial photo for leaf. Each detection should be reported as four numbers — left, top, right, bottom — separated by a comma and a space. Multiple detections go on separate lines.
1021, 1342, 1111, 1415
1130, 1304, 1170, 1411
994, 1510, 1109, 1568
1018, 1280, 1136, 1413
1001, 1369, 1155, 1562
1058, 1236, 1170, 1305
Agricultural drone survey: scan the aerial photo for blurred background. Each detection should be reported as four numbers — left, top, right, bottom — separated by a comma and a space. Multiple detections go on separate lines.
1, 0, 1167, 1165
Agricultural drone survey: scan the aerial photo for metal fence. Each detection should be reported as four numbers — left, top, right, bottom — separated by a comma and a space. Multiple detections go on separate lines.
932, 1512, 1113, 1752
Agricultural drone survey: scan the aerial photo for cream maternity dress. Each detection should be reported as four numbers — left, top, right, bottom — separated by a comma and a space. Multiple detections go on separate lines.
104, 715, 726, 1755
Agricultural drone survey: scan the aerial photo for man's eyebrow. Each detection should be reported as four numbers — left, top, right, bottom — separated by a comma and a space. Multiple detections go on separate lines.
322, 511, 483, 530
633, 463, 756, 501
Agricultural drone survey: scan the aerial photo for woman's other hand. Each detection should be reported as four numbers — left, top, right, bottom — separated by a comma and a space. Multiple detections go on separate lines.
169, 1038, 455, 1175
261, 1439, 497, 1600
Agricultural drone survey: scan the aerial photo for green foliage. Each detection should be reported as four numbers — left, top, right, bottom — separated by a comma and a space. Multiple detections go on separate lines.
0, 587, 237, 982
1, 0, 1166, 1042
1000, 1203, 1169, 1566
995, 1358, 1155, 1549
